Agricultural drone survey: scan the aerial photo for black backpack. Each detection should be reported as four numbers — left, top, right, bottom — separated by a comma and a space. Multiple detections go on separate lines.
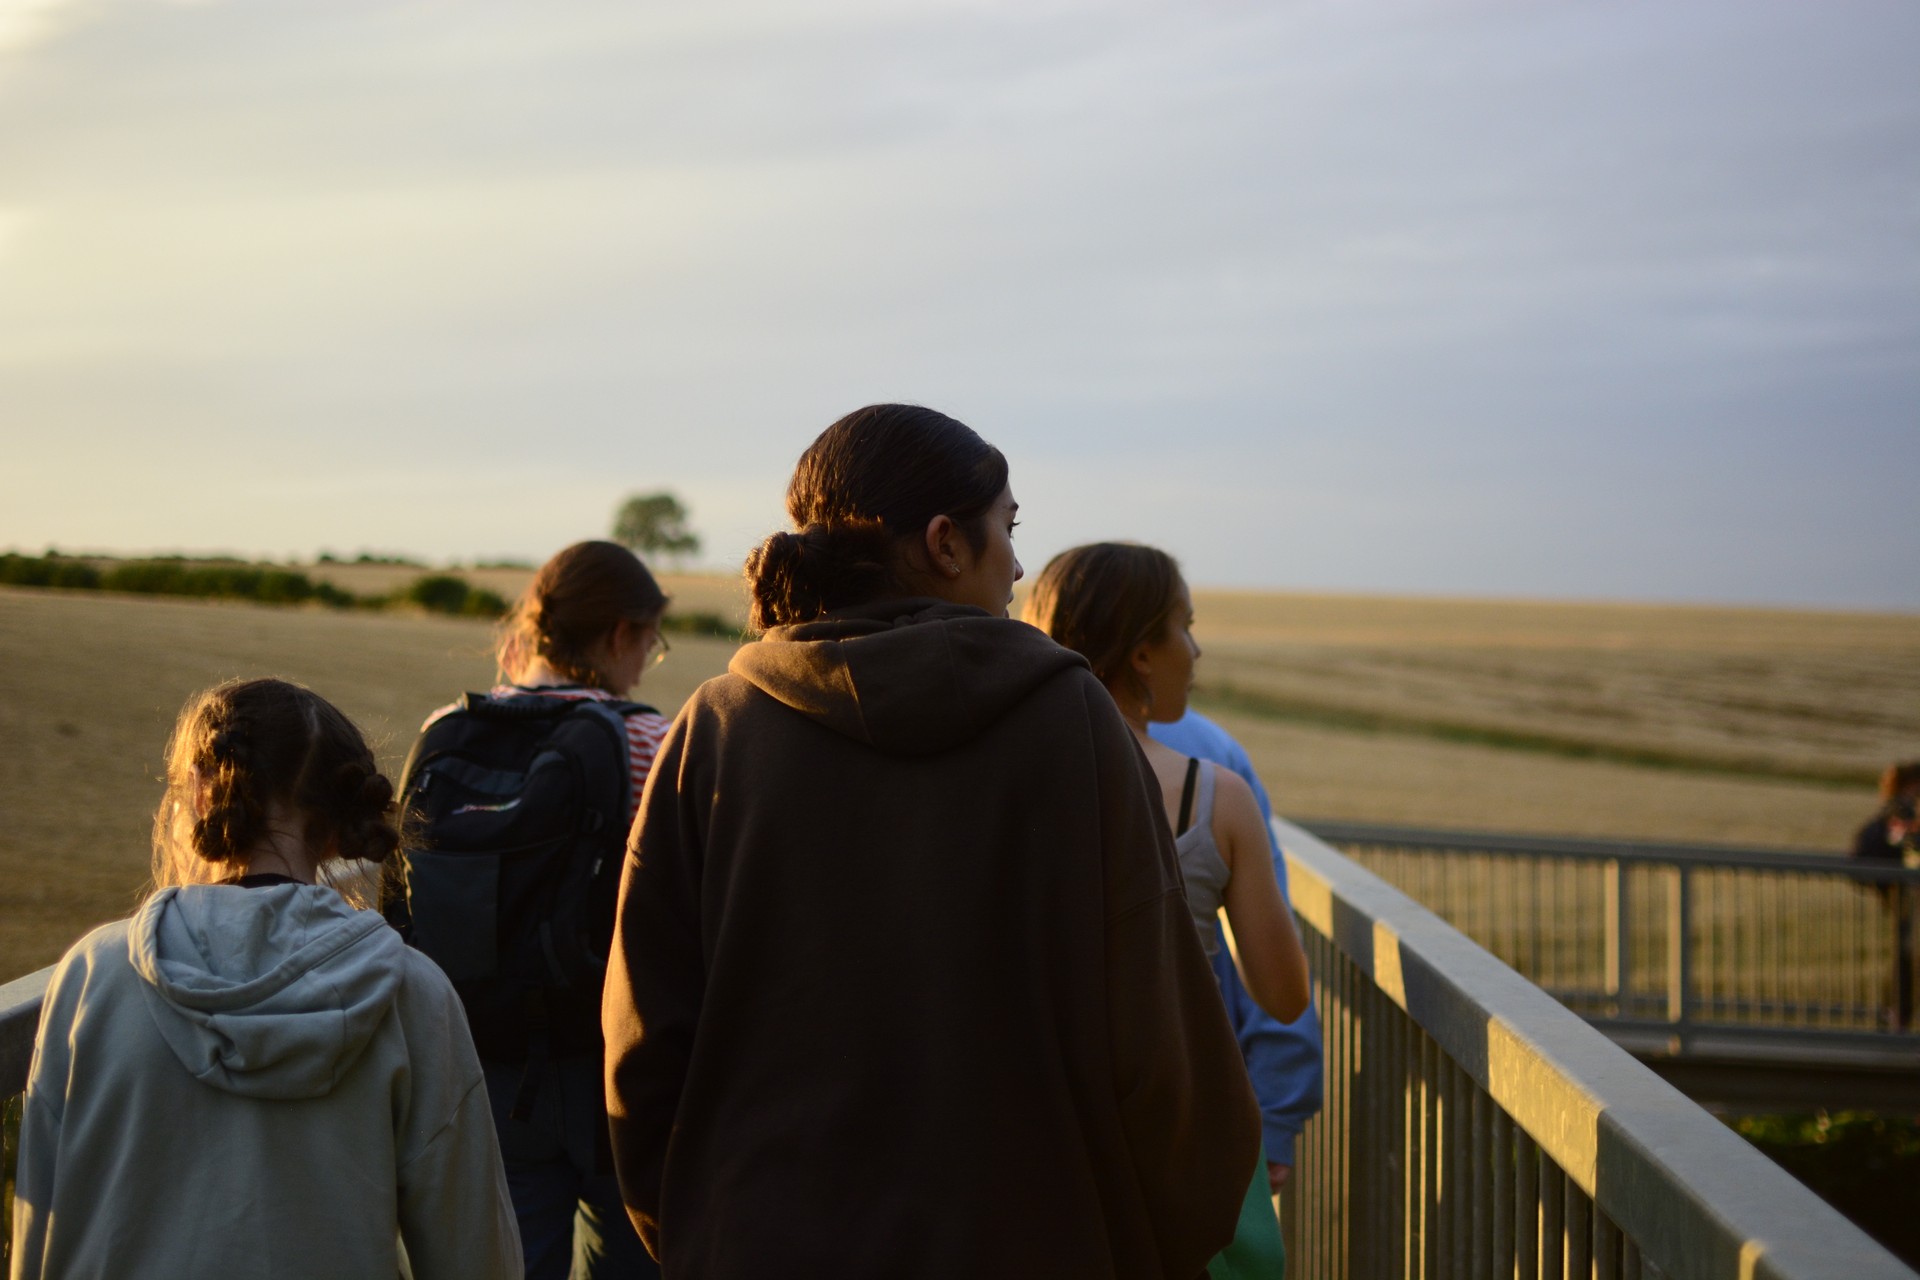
394, 691, 654, 1078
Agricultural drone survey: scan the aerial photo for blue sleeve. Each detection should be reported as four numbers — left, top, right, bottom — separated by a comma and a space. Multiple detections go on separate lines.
1151, 711, 1325, 1164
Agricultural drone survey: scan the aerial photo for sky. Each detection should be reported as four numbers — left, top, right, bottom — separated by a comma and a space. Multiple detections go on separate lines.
1, 0, 1916, 609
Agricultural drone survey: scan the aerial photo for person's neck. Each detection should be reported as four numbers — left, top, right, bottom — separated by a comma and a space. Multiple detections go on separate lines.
512, 659, 587, 690
237, 835, 320, 885
1109, 685, 1154, 742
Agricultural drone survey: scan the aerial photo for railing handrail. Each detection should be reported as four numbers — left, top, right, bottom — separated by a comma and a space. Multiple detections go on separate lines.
1276, 816, 1916, 1279
1299, 817, 1920, 881
2, 965, 53, 1097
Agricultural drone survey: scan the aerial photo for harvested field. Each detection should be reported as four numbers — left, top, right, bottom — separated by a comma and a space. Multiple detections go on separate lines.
1185, 589, 1920, 789
0, 585, 737, 982
1, 580, 1910, 982
1195, 709, 1878, 852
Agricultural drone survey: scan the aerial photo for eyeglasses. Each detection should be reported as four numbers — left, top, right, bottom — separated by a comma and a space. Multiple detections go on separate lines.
646, 627, 671, 667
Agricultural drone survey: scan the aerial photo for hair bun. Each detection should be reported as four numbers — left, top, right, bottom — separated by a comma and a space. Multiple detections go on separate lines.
746, 521, 895, 632
191, 816, 242, 864
356, 773, 394, 814
328, 761, 399, 864
330, 761, 394, 818
348, 822, 401, 865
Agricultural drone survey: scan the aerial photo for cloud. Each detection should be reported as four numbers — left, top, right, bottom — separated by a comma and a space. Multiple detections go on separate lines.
0, 1, 1915, 606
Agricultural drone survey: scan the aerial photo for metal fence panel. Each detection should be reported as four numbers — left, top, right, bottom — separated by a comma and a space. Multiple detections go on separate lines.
1279, 817, 1916, 1280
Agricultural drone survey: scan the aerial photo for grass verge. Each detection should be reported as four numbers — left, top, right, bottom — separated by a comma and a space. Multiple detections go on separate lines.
1193, 681, 1878, 791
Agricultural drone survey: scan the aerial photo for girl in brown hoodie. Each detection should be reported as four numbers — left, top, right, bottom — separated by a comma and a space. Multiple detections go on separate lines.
602, 403, 1259, 1278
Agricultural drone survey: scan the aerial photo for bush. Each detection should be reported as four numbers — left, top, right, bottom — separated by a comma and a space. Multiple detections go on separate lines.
465, 588, 509, 618
661, 611, 743, 641
99, 563, 320, 604
406, 575, 471, 613
0, 552, 524, 622
404, 575, 508, 619
0, 554, 101, 589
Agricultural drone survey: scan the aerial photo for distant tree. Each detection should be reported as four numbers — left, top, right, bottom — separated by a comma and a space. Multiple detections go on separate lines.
612, 491, 701, 565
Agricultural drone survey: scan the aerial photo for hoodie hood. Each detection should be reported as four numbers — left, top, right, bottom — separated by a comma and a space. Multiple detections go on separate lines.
730, 598, 1088, 757
128, 883, 405, 1100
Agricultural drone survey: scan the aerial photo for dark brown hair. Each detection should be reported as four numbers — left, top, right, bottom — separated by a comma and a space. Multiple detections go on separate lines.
151, 678, 399, 904
1023, 542, 1185, 707
498, 540, 667, 691
745, 404, 1008, 632
1879, 761, 1920, 804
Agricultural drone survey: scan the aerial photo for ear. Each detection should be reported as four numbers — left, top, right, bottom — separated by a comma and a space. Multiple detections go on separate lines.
1129, 639, 1155, 682
610, 616, 641, 658
185, 766, 212, 821
921, 514, 963, 579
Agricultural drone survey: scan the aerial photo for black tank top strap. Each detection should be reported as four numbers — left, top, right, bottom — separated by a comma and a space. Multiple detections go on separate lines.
1175, 756, 1201, 836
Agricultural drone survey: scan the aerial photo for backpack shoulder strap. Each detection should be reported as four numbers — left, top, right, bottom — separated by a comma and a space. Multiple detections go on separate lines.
398, 693, 494, 797
557, 699, 650, 814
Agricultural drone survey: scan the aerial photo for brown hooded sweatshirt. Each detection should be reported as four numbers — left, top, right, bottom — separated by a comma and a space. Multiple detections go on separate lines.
603, 599, 1259, 1278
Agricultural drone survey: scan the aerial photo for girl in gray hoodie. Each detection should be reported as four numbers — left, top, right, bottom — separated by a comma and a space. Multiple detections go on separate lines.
10, 678, 522, 1280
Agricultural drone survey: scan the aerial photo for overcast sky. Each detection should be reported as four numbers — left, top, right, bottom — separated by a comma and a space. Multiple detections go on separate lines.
2, 0, 1916, 608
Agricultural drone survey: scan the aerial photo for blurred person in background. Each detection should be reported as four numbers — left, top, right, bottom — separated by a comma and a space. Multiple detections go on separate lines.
395, 540, 671, 1280
1151, 707, 1324, 1202
1852, 761, 1920, 862
1852, 760, 1920, 1028
603, 404, 1258, 1277
1026, 540, 1312, 1280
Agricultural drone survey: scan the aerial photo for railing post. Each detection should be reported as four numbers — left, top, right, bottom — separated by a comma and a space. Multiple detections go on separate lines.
1667, 865, 1693, 1043
1898, 879, 1915, 1032
1605, 858, 1630, 1018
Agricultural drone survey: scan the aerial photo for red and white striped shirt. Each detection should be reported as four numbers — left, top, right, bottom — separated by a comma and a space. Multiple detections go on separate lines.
421, 684, 670, 821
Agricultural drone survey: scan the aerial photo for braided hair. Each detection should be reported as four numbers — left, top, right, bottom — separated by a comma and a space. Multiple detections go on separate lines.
151, 678, 400, 907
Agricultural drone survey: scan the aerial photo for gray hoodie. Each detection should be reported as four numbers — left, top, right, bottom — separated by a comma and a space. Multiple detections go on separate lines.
11, 882, 522, 1280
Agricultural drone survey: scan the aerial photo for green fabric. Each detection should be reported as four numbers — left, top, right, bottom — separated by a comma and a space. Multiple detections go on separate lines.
1207, 1144, 1287, 1280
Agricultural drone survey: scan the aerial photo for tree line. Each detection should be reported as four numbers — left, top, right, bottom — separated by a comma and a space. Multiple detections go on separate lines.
0, 553, 508, 618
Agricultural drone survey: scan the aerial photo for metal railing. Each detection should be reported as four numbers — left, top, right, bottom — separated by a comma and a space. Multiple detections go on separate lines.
1276, 817, 1914, 1280
1302, 819, 1920, 1056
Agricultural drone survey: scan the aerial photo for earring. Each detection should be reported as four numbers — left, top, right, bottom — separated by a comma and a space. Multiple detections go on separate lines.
948, 562, 961, 576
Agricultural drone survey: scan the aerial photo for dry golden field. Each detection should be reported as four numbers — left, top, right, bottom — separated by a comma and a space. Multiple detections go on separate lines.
1191, 591, 1918, 782
1178, 589, 1919, 848
1, 576, 1912, 983
0, 579, 738, 983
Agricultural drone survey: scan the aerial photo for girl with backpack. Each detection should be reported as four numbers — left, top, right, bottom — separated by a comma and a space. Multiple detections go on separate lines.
1026, 541, 1312, 1279
10, 677, 521, 1279
602, 404, 1260, 1277
401, 539, 671, 1280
